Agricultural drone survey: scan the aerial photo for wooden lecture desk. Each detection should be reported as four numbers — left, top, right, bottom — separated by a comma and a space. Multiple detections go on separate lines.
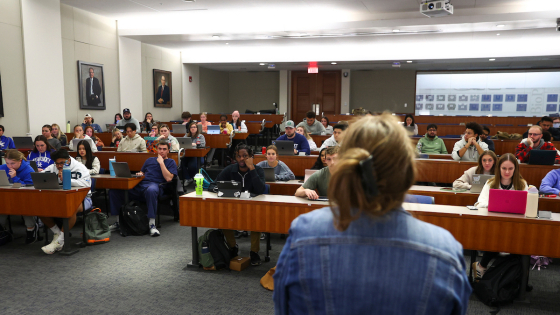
0, 186, 90, 255
253, 154, 318, 177
180, 148, 211, 170
203, 134, 232, 149
191, 114, 284, 125
91, 175, 144, 213
309, 135, 330, 146
180, 191, 560, 299
69, 151, 179, 172
233, 133, 250, 141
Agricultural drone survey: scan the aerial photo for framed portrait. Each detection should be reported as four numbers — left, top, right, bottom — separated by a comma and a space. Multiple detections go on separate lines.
153, 69, 172, 108
0, 74, 3, 117
77, 60, 106, 110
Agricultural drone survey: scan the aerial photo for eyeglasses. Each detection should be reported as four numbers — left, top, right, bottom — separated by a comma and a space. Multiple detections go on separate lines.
528, 133, 542, 136
55, 159, 69, 166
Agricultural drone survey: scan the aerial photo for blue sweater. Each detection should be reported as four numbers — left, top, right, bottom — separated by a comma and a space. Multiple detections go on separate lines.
0, 135, 16, 150
0, 160, 34, 185
275, 133, 310, 155
27, 150, 54, 170
540, 169, 560, 195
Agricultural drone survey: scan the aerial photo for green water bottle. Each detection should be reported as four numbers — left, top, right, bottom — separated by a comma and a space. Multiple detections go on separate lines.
194, 171, 204, 196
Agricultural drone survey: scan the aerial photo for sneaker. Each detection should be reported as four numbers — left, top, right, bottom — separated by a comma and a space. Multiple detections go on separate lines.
250, 251, 262, 266
150, 224, 160, 237
472, 261, 487, 281
109, 222, 120, 231
229, 244, 239, 258
41, 234, 63, 254
25, 223, 39, 245
260, 233, 266, 240
184, 178, 194, 187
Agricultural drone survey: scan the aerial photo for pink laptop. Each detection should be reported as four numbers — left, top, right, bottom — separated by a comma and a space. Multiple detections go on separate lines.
488, 189, 528, 214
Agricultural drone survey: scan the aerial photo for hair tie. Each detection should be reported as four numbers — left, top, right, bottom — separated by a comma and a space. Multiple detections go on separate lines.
359, 155, 378, 198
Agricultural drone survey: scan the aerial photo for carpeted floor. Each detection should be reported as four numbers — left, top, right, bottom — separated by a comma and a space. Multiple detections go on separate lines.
2, 212, 560, 315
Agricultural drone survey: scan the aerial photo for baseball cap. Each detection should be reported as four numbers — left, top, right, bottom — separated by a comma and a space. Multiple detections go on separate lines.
84, 113, 92, 118
123, 108, 131, 114
285, 120, 295, 129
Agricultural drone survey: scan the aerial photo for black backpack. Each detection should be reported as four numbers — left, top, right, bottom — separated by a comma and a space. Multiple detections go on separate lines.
205, 230, 231, 270
119, 201, 149, 236
473, 255, 522, 308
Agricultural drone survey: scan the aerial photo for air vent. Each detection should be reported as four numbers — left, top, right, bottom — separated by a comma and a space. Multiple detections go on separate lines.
422, 4, 427, 10
436, 2, 442, 9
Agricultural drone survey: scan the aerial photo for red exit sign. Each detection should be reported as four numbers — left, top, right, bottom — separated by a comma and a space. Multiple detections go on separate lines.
308, 66, 318, 73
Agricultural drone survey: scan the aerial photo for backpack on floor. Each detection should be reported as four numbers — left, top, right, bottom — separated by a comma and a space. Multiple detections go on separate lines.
473, 255, 522, 308
530, 255, 552, 270
198, 229, 231, 270
119, 201, 149, 236
0, 225, 12, 246
84, 208, 110, 244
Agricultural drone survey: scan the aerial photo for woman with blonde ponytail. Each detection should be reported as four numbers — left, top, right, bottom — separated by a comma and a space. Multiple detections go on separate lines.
0, 149, 40, 244
274, 114, 471, 314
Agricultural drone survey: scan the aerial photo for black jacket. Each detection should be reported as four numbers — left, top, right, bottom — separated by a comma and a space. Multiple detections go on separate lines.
522, 121, 560, 141
210, 163, 266, 195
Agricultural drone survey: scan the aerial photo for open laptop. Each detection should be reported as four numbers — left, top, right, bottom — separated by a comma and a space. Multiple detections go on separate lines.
216, 181, 241, 198
112, 162, 142, 178
263, 168, 276, 182
31, 173, 61, 190
528, 150, 557, 165
404, 126, 415, 133
304, 169, 318, 183
0, 171, 12, 187
172, 124, 187, 134
105, 124, 116, 132
488, 189, 528, 214
13, 137, 34, 150
71, 138, 95, 151
470, 174, 493, 194
207, 125, 220, 135
308, 196, 328, 202
178, 137, 194, 149
274, 140, 295, 156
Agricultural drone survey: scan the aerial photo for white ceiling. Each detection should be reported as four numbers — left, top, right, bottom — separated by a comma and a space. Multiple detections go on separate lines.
61, 0, 560, 69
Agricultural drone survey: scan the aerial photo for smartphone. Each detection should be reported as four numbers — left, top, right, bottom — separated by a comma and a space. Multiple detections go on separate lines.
467, 206, 478, 210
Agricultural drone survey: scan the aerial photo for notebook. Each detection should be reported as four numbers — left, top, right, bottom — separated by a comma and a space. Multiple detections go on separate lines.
470, 174, 493, 193
488, 189, 528, 214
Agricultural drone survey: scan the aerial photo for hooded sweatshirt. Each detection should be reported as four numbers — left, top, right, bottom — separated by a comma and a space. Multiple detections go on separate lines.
42, 156, 92, 198
0, 135, 16, 150
28, 150, 54, 170
116, 116, 141, 132
0, 159, 34, 185
451, 138, 489, 162
117, 134, 147, 152
417, 134, 448, 154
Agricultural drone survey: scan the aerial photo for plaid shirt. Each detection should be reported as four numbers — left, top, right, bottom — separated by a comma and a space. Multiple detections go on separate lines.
515, 142, 560, 164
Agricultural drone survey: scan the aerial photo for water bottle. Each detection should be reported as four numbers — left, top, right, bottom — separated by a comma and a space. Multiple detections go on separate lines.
525, 186, 539, 218
196, 138, 201, 147
262, 147, 266, 155
417, 141, 423, 153
194, 172, 205, 196
109, 157, 116, 176
62, 163, 71, 190
66, 121, 71, 133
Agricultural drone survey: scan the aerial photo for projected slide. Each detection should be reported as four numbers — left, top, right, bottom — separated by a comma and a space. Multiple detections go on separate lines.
415, 71, 560, 117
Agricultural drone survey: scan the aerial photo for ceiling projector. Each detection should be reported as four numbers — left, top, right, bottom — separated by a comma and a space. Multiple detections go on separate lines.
420, 1, 454, 17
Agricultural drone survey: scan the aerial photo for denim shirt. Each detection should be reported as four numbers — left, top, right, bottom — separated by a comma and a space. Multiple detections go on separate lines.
273, 207, 471, 315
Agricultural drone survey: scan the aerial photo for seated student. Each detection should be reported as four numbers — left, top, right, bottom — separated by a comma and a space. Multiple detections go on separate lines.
404, 114, 418, 136
75, 140, 100, 175
181, 111, 193, 125
296, 111, 326, 134
81, 114, 103, 133
516, 125, 560, 164
142, 112, 155, 133
117, 123, 147, 152
311, 148, 328, 170
197, 112, 212, 133
85, 126, 105, 149
230, 110, 247, 133
218, 115, 234, 135
180, 122, 206, 184
553, 116, 560, 128
42, 124, 61, 150
0, 150, 38, 244
319, 123, 347, 150
38, 149, 92, 254
276, 120, 310, 155
540, 167, 560, 196
110, 128, 123, 147
451, 122, 488, 162
256, 145, 295, 181
274, 114, 471, 314
51, 123, 67, 146
148, 124, 159, 137
416, 124, 448, 154
28, 135, 55, 172
156, 124, 180, 151
68, 125, 98, 152
114, 113, 123, 124
480, 126, 495, 152
453, 150, 497, 190
296, 126, 317, 151
523, 116, 560, 141
320, 116, 333, 134
295, 146, 338, 200
210, 144, 266, 265
0, 125, 16, 150
472, 153, 529, 279
109, 141, 177, 236
116, 108, 141, 131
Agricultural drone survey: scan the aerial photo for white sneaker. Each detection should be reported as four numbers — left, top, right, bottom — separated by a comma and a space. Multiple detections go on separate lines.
42, 233, 63, 254
150, 224, 160, 237
109, 222, 120, 231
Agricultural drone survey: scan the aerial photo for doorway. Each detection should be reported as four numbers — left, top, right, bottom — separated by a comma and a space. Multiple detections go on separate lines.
290, 70, 341, 124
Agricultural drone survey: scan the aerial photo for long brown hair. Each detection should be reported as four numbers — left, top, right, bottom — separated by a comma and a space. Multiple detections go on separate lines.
187, 122, 200, 138
475, 150, 497, 174
5, 149, 27, 162
328, 113, 416, 231
488, 153, 526, 190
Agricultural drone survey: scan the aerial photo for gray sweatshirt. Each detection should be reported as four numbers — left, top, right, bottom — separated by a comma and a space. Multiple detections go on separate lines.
186, 133, 206, 148
116, 116, 141, 132
297, 119, 326, 134
256, 160, 295, 181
